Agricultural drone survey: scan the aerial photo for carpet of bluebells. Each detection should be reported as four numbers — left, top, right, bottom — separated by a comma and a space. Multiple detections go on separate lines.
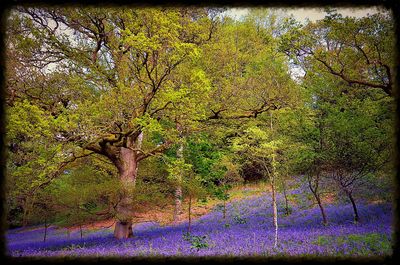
6, 184, 393, 257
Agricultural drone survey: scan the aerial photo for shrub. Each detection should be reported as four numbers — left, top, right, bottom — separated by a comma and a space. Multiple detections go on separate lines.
182, 232, 209, 251
233, 214, 247, 224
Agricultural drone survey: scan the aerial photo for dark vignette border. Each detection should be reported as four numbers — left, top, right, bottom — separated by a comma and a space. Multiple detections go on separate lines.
0, 0, 398, 265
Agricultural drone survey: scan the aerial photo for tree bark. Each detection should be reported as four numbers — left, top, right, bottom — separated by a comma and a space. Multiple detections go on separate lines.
43, 218, 48, 242
114, 146, 138, 239
114, 221, 133, 239
22, 198, 34, 227
315, 194, 328, 225
188, 195, 192, 234
347, 191, 360, 223
271, 178, 278, 248
134, 132, 144, 180
174, 185, 183, 223
223, 200, 226, 219
86, 131, 169, 239
269, 111, 278, 248
114, 131, 143, 238
174, 125, 184, 223
22, 207, 29, 227
281, 178, 290, 215
174, 143, 183, 223
308, 172, 328, 225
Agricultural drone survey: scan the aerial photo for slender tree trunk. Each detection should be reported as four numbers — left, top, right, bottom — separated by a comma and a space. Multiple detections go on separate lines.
22, 207, 29, 227
223, 200, 226, 219
134, 132, 144, 181
174, 185, 183, 223
271, 179, 278, 248
281, 178, 290, 215
267, 166, 279, 248
43, 218, 48, 242
174, 125, 184, 223
269, 111, 278, 248
347, 191, 360, 223
80, 224, 83, 239
22, 198, 34, 227
315, 194, 328, 225
308, 171, 328, 225
188, 195, 192, 234
174, 142, 183, 223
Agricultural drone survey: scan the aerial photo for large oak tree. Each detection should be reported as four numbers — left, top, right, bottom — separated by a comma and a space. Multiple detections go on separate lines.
7, 6, 216, 238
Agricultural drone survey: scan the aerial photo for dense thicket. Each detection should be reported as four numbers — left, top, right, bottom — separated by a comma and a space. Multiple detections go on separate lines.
5, 7, 395, 240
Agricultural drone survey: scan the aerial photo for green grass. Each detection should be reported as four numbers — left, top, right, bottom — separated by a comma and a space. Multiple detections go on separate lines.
313, 233, 392, 256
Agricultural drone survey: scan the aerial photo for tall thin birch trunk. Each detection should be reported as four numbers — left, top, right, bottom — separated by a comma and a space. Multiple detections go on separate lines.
174, 187, 183, 223
271, 174, 278, 248
270, 111, 278, 248
133, 132, 144, 185
188, 195, 192, 233
174, 122, 184, 223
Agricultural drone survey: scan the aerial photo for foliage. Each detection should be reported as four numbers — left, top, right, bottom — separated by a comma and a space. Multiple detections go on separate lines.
233, 214, 247, 224
280, 9, 395, 96
49, 163, 119, 227
182, 232, 209, 251
4, 7, 395, 240
313, 233, 392, 255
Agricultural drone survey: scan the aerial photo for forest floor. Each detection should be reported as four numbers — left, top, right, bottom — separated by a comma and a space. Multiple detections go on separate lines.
6, 181, 393, 258
67, 182, 269, 231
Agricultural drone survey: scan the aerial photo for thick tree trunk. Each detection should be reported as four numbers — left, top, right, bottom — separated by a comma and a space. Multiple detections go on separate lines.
347, 191, 360, 223
118, 147, 138, 185
87, 133, 147, 240
114, 147, 138, 239
114, 221, 133, 239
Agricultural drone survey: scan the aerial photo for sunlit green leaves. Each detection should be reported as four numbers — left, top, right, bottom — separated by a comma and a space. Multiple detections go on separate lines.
7, 100, 53, 139
280, 10, 394, 95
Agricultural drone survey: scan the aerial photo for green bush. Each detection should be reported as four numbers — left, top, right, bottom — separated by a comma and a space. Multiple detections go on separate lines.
182, 232, 209, 251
